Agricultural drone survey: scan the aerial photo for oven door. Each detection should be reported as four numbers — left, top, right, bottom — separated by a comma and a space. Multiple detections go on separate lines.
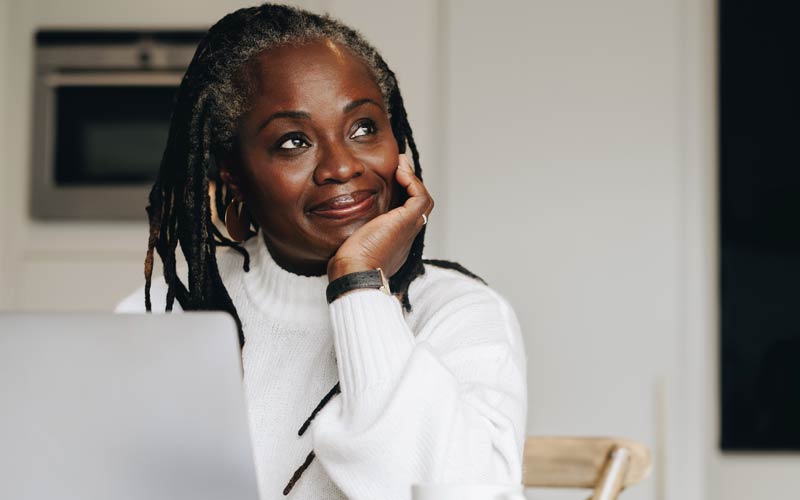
31, 71, 183, 220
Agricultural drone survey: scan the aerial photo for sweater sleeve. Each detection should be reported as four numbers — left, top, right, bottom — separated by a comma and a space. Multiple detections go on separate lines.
311, 282, 527, 500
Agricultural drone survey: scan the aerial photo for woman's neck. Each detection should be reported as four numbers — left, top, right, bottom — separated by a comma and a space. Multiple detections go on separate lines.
261, 233, 328, 278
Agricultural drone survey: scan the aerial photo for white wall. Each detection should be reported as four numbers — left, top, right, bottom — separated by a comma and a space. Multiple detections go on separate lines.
441, 2, 680, 499
0, 0, 9, 307
2, 1, 799, 499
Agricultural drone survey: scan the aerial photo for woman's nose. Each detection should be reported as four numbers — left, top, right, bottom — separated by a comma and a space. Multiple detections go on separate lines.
313, 142, 365, 185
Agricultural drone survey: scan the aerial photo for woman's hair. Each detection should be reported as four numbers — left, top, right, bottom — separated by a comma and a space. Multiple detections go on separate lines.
145, 3, 428, 336
143, 2, 483, 494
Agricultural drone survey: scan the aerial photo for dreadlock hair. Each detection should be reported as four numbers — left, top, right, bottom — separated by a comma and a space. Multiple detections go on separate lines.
143, 2, 484, 495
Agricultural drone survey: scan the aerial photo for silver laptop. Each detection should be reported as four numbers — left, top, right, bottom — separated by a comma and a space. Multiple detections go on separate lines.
0, 313, 261, 500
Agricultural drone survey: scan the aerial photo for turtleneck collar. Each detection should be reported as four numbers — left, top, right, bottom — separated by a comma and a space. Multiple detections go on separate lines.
241, 231, 331, 327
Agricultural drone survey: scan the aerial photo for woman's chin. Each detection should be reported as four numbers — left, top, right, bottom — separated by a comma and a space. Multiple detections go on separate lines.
323, 222, 363, 248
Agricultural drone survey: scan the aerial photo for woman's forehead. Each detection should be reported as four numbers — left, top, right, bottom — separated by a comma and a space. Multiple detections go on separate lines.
247, 39, 383, 108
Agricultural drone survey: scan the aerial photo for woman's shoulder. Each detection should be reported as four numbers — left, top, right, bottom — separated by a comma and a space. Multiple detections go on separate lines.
412, 259, 508, 309
407, 259, 521, 344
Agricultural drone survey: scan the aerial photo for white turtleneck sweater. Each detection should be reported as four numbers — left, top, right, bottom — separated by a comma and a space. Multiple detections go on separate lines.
116, 233, 527, 500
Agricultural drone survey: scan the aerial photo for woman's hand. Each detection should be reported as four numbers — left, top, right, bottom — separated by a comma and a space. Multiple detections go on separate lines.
327, 154, 433, 282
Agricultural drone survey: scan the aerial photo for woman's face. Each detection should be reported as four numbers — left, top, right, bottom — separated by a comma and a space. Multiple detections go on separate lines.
222, 39, 400, 276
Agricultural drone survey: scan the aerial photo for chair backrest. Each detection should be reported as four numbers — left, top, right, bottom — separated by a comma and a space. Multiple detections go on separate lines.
522, 437, 652, 500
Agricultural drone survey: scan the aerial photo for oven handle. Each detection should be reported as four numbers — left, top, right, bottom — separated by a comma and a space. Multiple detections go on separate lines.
43, 71, 184, 87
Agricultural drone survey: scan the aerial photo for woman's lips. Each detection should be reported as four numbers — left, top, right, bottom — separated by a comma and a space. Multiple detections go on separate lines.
310, 190, 377, 219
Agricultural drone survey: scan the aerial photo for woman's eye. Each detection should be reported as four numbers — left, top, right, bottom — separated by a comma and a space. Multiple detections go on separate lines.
350, 120, 377, 138
277, 135, 311, 150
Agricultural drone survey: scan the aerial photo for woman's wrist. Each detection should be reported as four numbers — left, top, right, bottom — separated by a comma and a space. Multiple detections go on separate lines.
327, 258, 376, 282
326, 268, 391, 303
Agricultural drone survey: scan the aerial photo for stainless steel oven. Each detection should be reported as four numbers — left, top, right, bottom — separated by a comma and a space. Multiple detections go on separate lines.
31, 30, 204, 220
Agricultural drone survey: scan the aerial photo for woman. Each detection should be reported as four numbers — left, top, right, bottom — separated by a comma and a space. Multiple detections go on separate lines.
117, 4, 527, 499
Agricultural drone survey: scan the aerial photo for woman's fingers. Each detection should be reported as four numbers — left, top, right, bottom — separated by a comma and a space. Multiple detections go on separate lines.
396, 155, 424, 196
395, 155, 434, 221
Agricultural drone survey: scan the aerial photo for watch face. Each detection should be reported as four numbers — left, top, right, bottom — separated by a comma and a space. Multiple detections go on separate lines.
376, 268, 391, 295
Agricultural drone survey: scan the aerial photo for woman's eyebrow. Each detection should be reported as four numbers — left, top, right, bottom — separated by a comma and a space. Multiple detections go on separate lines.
258, 111, 310, 132
343, 98, 383, 113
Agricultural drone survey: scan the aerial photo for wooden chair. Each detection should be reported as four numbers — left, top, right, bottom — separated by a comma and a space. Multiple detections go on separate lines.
522, 437, 652, 500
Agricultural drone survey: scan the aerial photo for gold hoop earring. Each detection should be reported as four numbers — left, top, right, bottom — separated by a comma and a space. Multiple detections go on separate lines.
225, 200, 251, 242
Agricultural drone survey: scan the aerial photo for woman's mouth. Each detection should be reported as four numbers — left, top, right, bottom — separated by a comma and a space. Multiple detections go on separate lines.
309, 190, 377, 220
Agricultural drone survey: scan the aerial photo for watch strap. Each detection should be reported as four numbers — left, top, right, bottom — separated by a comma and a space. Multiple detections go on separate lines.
326, 268, 390, 304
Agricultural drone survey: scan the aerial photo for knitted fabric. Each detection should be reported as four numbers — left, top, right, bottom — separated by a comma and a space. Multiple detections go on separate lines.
117, 233, 527, 500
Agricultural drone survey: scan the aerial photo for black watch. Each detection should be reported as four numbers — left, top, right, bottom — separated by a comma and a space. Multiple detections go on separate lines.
326, 267, 392, 304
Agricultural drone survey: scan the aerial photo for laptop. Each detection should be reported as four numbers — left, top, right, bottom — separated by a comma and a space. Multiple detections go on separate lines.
0, 312, 261, 500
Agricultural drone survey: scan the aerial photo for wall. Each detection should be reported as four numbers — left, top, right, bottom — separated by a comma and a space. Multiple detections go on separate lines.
441, 2, 680, 499
0, 0, 8, 308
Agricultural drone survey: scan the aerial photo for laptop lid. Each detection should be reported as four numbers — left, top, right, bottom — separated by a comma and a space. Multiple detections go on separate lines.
0, 312, 260, 500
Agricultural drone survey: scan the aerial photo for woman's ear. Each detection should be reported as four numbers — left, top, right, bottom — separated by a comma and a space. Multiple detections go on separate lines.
218, 155, 244, 201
